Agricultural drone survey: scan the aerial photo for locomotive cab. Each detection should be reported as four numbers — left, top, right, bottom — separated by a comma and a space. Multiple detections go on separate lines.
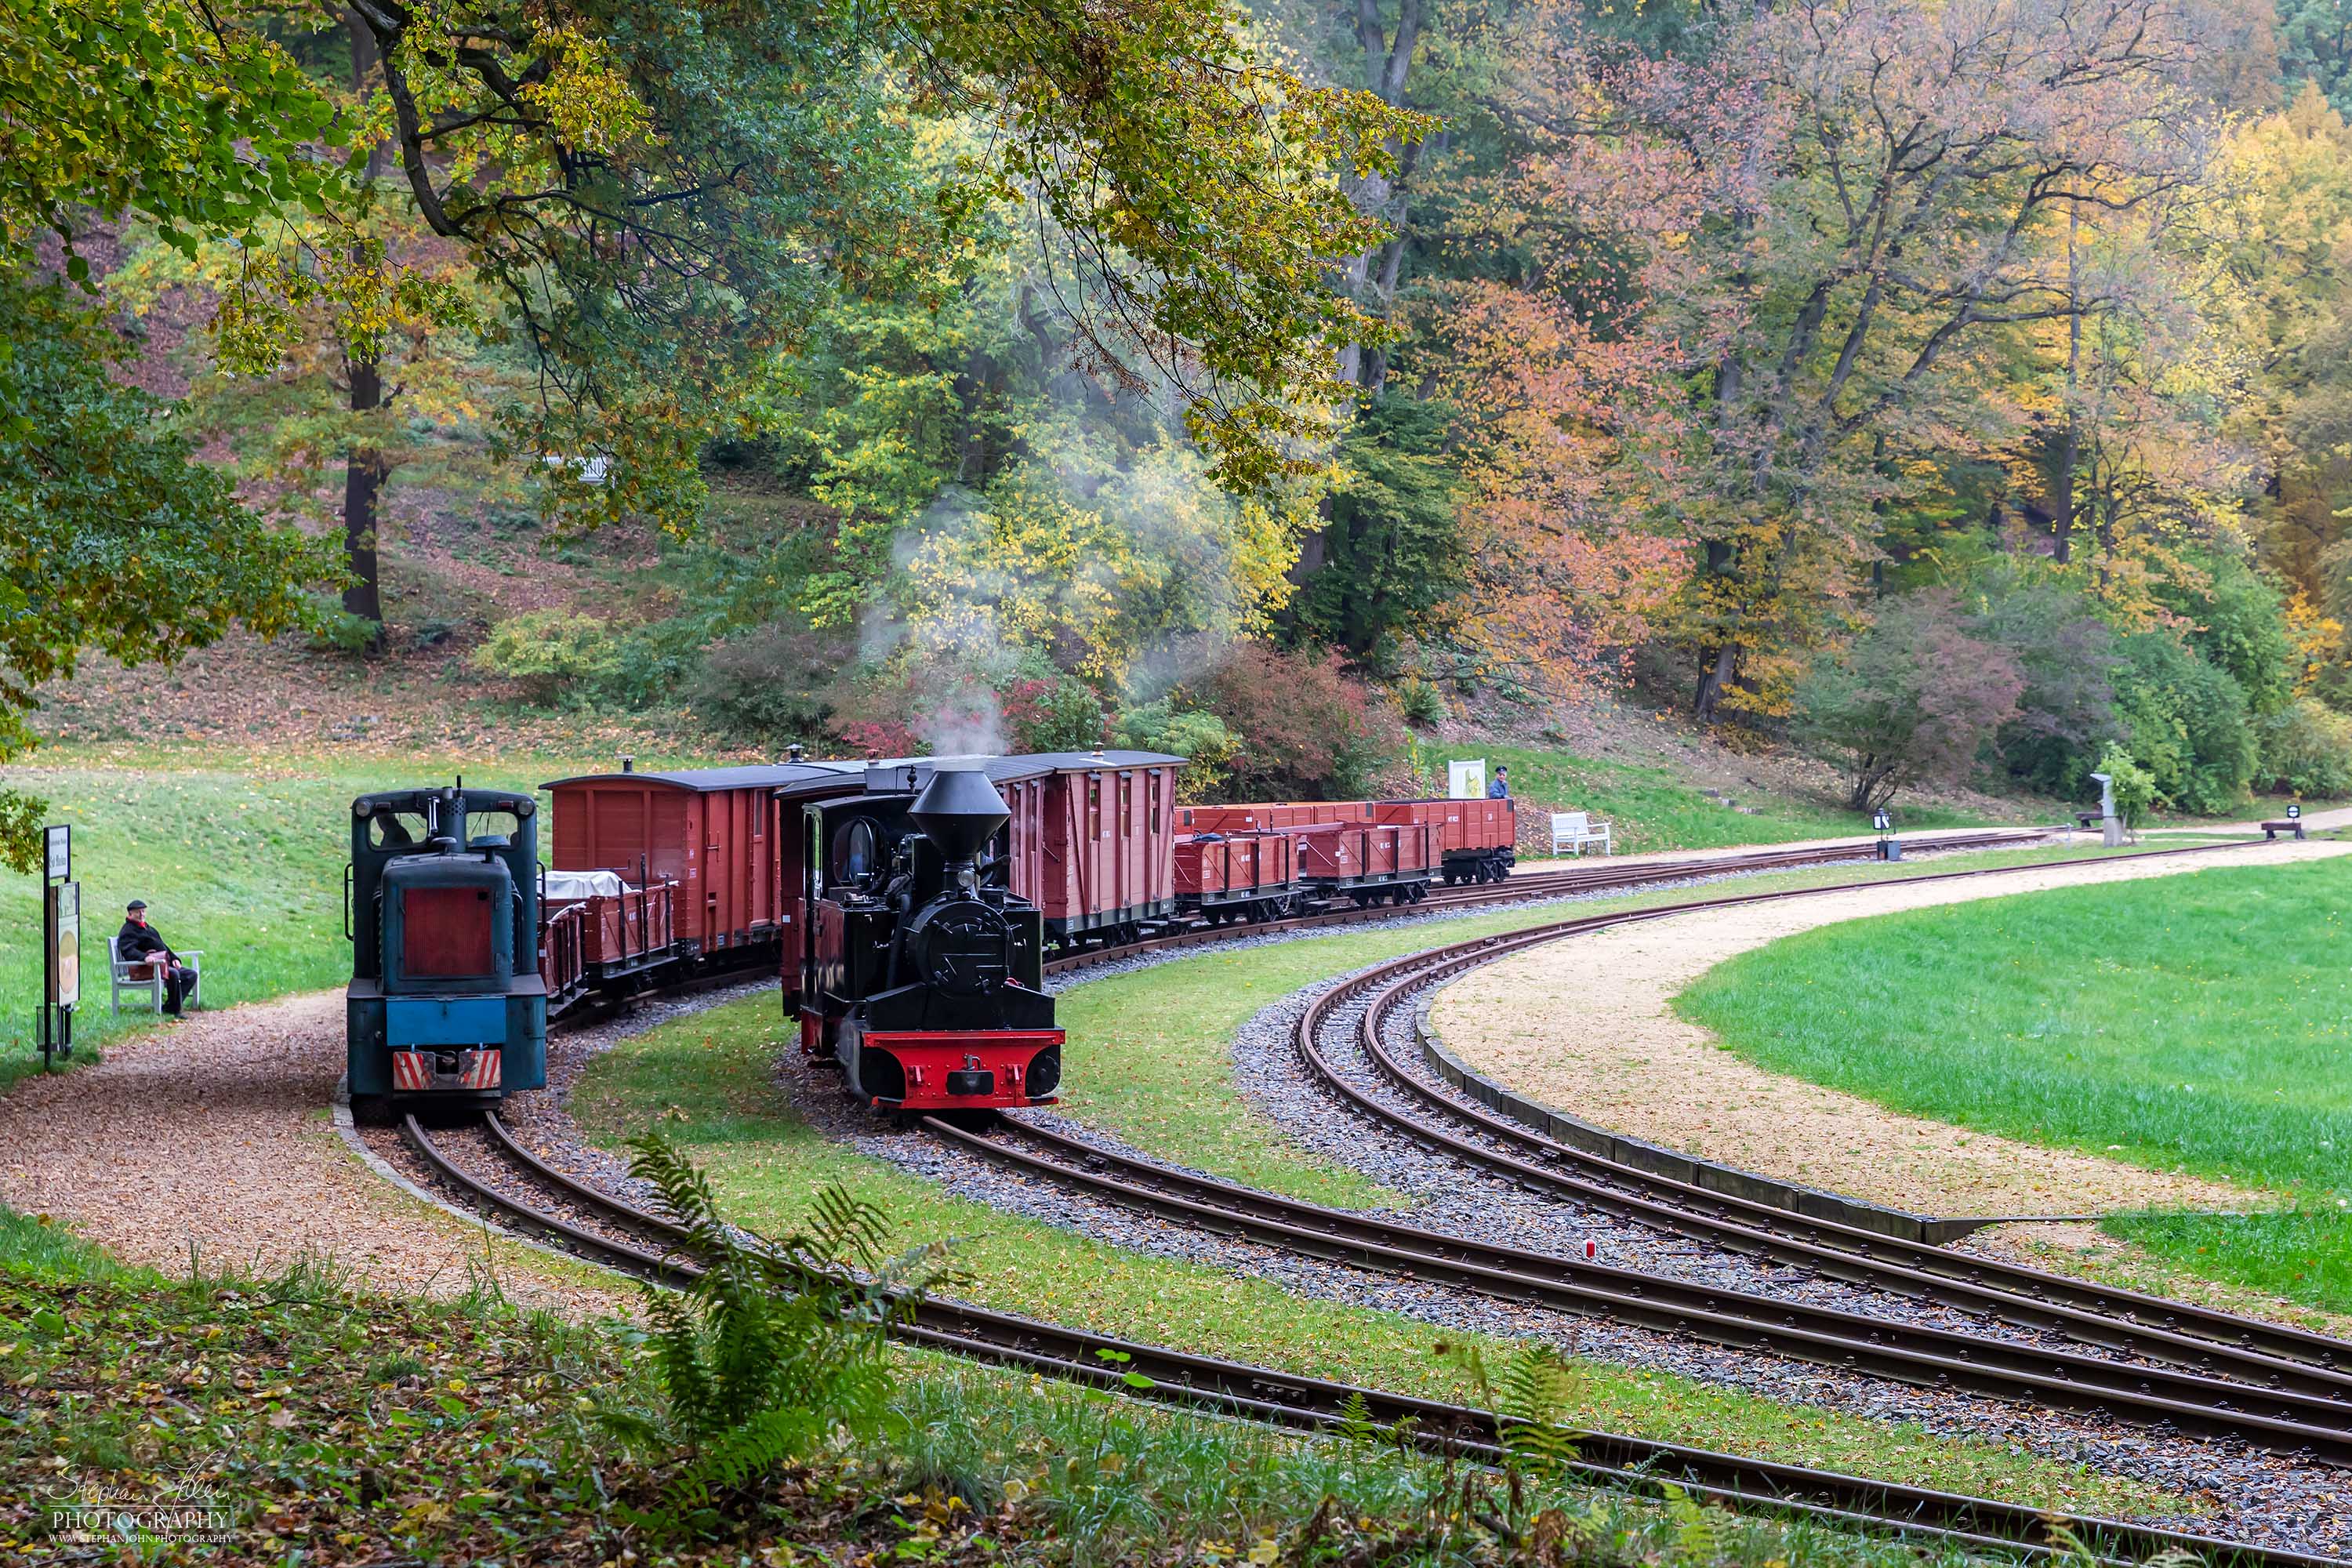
346, 786, 549, 1120
798, 766, 1062, 1112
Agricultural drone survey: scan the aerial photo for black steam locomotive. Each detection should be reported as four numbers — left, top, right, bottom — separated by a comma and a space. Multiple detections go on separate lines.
796, 765, 1062, 1112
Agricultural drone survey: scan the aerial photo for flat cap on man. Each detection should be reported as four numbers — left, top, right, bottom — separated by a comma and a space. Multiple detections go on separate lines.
126, 898, 147, 911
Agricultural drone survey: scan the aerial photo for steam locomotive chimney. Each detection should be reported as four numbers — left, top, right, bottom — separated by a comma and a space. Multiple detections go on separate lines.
620, 754, 634, 774
909, 766, 1009, 888
786, 742, 805, 764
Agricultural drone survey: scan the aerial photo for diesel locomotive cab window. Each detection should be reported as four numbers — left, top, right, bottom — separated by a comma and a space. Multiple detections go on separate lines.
466, 810, 521, 847
368, 811, 430, 849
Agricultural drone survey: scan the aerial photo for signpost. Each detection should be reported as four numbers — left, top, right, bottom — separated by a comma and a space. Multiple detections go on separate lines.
39, 825, 76, 1070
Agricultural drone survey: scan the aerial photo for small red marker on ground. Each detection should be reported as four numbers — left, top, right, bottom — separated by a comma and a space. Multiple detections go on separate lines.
1584, 1240, 1596, 1261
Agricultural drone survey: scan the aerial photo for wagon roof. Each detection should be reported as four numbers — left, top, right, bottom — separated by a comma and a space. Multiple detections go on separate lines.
538, 761, 869, 792
546, 750, 1182, 797
852, 750, 1183, 793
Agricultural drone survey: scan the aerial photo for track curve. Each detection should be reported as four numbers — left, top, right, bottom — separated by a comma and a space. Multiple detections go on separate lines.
393, 1112, 2347, 1568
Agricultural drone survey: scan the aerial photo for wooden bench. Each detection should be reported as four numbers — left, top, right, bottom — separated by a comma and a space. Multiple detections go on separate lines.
2261, 819, 2307, 841
1549, 811, 1613, 856
109, 935, 204, 1015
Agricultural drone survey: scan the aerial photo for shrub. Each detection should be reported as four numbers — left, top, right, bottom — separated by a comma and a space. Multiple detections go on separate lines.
2162, 552, 2296, 718
307, 596, 383, 656
1115, 700, 1240, 797
1790, 590, 2024, 811
1004, 673, 1106, 753
1963, 568, 2121, 797
689, 622, 853, 745
2094, 742, 2156, 827
607, 1135, 948, 1523
2114, 631, 2256, 815
1394, 673, 1446, 728
467, 609, 623, 705
833, 717, 921, 758
2256, 697, 2352, 798
1200, 642, 1406, 799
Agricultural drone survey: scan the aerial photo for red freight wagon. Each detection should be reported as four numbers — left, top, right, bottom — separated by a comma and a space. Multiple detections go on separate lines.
855, 751, 1182, 946
1374, 798, 1517, 884
543, 760, 868, 961
543, 870, 680, 976
1294, 820, 1435, 906
1174, 830, 1297, 922
1178, 804, 1262, 833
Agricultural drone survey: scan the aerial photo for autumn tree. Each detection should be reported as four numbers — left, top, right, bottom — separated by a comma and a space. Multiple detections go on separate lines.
1792, 591, 2025, 810
332, 0, 1416, 521
0, 0, 340, 867
1530, 0, 2216, 720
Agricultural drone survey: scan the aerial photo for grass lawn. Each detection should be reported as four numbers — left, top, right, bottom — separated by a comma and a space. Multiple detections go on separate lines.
1475, 745, 2002, 855
1675, 857, 2352, 1312
570, 949, 2173, 1515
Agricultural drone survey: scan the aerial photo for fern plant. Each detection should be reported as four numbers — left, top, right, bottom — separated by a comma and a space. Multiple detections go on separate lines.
608, 1133, 953, 1514
1433, 1339, 1585, 1550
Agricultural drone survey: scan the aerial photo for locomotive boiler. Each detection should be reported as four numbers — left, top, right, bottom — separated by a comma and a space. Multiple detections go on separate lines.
797, 764, 1062, 1113
345, 784, 548, 1120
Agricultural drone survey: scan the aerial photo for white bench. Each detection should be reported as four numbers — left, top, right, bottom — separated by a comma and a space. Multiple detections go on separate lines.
109, 936, 203, 1015
1550, 811, 1613, 856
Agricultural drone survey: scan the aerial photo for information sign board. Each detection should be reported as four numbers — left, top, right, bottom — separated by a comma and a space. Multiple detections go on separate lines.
1446, 760, 1486, 800
47, 882, 78, 1009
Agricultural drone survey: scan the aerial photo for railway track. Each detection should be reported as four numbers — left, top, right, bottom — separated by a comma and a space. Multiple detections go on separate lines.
398, 1111, 2347, 1568
1283, 837, 2352, 1378
936, 1111, 2352, 1460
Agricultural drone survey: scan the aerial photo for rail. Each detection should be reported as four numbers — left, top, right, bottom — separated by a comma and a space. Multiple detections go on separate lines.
394, 1112, 2350, 1568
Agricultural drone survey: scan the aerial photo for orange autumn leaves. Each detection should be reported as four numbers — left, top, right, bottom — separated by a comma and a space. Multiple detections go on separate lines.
1421, 281, 1684, 699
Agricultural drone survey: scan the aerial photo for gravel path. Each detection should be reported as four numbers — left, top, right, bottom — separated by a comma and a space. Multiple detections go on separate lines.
1431, 837, 2352, 1218
0, 993, 624, 1314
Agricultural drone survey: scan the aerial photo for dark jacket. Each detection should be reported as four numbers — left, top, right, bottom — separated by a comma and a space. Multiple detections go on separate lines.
1486, 778, 1509, 799
117, 920, 174, 964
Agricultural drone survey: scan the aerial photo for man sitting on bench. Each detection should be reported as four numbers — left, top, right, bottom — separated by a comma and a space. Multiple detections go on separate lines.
117, 899, 198, 1018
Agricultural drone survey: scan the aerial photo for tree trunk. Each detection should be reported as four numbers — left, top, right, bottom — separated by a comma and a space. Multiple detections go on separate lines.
343, 358, 387, 633
339, 10, 389, 648
1693, 642, 1736, 721
2053, 204, 2081, 566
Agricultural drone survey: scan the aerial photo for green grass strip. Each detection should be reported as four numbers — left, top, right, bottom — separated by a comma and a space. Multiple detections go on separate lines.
1057, 842, 2242, 1206
1475, 743, 1999, 856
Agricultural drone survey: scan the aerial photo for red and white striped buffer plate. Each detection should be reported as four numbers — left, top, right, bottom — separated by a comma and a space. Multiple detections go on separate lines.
390, 1049, 503, 1092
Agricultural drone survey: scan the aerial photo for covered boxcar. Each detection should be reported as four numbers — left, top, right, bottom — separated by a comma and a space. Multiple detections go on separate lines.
862, 751, 1183, 947
541, 759, 868, 965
